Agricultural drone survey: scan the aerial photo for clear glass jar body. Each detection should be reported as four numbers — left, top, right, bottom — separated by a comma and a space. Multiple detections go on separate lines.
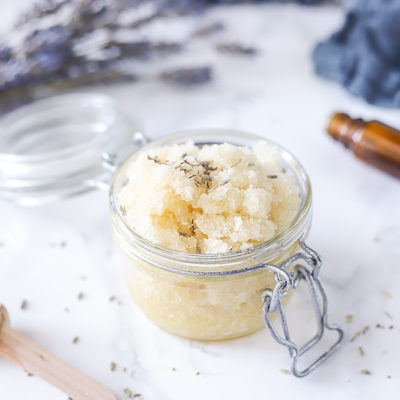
110, 130, 312, 341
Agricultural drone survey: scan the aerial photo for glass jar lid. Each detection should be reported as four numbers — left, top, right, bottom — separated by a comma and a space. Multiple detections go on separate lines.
0, 93, 143, 205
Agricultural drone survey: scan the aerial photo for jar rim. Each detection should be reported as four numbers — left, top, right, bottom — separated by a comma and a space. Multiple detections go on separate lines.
110, 129, 313, 270
0, 93, 118, 162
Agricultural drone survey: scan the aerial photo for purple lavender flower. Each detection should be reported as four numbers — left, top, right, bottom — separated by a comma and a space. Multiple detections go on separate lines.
215, 42, 257, 56
159, 66, 212, 85
0, 46, 12, 63
24, 26, 73, 73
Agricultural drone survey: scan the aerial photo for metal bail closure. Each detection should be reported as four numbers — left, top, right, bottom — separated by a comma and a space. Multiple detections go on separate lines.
262, 240, 344, 377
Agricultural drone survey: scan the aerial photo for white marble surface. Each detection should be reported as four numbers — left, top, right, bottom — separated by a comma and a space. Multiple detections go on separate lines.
1, 2, 400, 399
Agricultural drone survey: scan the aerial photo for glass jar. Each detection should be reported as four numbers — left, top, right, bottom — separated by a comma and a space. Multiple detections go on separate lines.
0, 94, 343, 377
110, 130, 312, 341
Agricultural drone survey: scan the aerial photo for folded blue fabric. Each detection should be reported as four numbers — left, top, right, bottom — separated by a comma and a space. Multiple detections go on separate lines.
313, 0, 400, 107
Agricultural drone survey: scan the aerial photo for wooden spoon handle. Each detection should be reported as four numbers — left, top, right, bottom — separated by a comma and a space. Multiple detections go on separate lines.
0, 326, 116, 400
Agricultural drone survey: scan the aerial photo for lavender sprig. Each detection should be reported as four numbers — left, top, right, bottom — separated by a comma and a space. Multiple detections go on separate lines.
0, 0, 203, 113
215, 42, 257, 56
159, 66, 212, 86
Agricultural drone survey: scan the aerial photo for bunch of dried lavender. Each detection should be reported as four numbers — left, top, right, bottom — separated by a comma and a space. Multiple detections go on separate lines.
0, 0, 320, 115
0, 0, 217, 114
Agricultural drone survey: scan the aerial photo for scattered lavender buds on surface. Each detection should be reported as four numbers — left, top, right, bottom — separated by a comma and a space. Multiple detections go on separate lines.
360, 369, 371, 375
358, 346, 365, 357
350, 326, 369, 342
110, 362, 117, 372
77, 292, 85, 300
20, 300, 28, 310
346, 315, 354, 323
124, 388, 133, 398
72, 336, 79, 344
280, 369, 290, 374
123, 388, 141, 399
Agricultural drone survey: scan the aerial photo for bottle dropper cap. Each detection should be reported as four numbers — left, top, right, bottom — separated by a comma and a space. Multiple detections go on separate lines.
326, 113, 365, 147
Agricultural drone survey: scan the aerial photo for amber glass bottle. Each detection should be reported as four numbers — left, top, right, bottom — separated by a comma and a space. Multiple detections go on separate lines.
327, 113, 400, 178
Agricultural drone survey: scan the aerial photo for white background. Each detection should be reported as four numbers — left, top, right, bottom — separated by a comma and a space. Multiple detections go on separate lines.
1, 1, 400, 399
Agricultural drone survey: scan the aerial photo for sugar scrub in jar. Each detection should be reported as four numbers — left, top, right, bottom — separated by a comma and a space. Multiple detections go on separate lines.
110, 130, 310, 341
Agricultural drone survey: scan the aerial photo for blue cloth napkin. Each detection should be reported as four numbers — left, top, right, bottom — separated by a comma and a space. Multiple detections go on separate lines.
313, 0, 400, 107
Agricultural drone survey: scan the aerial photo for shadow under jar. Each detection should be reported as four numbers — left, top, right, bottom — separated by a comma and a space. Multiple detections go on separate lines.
110, 130, 312, 341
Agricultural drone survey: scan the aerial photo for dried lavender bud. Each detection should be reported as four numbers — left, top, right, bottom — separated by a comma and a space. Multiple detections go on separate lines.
346, 314, 354, 323
123, 388, 141, 399
102, 40, 182, 61
0, 46, 13, 63
159, 66, 212, 85
360, 369, 371, 375
191, 21, 224, 38
280, 368, 290, 374
215, 42, 257, 56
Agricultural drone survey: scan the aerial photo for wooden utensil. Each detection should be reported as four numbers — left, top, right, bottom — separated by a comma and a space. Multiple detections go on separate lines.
0, 304, 116, 400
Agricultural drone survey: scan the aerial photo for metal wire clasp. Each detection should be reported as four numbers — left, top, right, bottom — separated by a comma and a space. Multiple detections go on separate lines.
262, 240, 344, 377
